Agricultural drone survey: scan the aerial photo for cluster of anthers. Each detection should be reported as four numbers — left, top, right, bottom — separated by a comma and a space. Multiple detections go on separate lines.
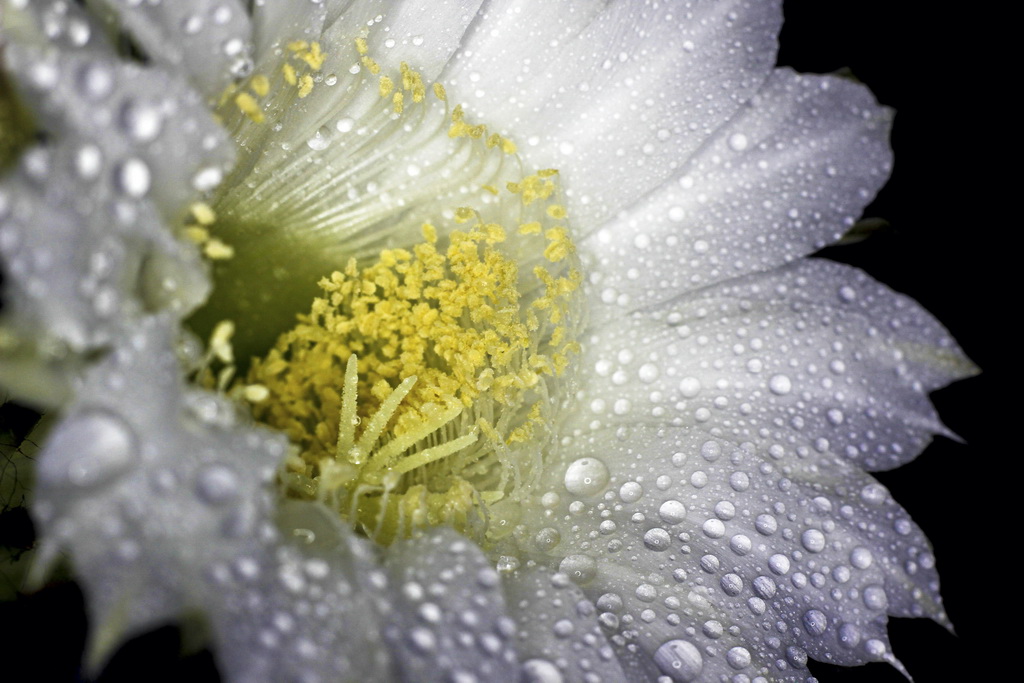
184, 36, 585, 546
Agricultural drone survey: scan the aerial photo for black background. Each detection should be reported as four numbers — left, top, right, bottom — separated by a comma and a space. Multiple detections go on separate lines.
0, 1, 992, 680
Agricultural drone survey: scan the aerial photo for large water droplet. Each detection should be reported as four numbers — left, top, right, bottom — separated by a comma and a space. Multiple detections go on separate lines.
803, 609, 828, 636
521, 659, 564, 683
39, 411, 138, 489
563, 457, 609, 497
120, 100, 164, 142
558, 554, 597, 584
196, 464, 240, 505
654, 639, 703, 682
768, 374, 792, 395
116, 157, 152, 198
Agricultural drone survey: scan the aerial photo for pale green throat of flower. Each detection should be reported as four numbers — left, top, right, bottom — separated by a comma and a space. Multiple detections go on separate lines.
187, 38, 584, 546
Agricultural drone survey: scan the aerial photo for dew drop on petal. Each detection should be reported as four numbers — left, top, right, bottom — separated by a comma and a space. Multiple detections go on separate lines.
801, 529, 826, 553
768, 374, 792, 395
658, 500, 687, 524
38, 410, 138, 489
654, 639, 703, 682
120, 100, 164, 142
728, 132, 749, 151
116, 157, 151, 197
193, 165, 224, 192
558, 554, 597, 584
678, 376, 701, 397
196, 464, 240, 505
726, 647, 751, 670
521, 658, 563, 683
803, 609, 828, 636
643, 527, 671, 551
563, 457, 609, 497
618, 481, 643, 503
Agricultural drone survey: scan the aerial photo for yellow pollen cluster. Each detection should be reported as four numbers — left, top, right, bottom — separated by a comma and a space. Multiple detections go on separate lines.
246, 184, 582, 543
181, 202, 234, 260
359, 38, 440, 115
449, 105, 517, 154
226, 39, 327, 123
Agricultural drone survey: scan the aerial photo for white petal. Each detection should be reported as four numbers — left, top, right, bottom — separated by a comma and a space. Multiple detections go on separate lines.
444, 0, 782, 225
340, 0, 485, 80
503, 567, 628, 683
89, 0, 253, 100
30, 317, 399, 680
0, 5, 234, 405
382, 528, 519, 682
211, 501, 395, 681
522, 428, 911, 677
250, 0, 328, 58
30, 316, 285, 667
572, 259, 973, 471
586, 69, 894, 313
507, 260, 972, 676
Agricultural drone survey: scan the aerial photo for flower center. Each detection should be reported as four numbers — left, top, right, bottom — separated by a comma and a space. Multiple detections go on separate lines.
186, 37, 584, 544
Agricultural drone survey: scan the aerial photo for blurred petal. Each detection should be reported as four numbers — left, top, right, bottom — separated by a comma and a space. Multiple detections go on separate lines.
29, 316, 284, 667
504, 567, 629, 682
0, 2, 234, 406
382, 528, 519, 682
89, 0, 253, 100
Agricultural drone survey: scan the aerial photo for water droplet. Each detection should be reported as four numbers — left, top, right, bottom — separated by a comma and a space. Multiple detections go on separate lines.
658, 499, 686, 524
193, 166, 224, 191
120, 101, 164, 142
860, 483, 888, 505
643, 527, 671, 551
196, 464, 239, 505
803, 609, 828, 636
408, 626, 436, 653
850, 546, 873, 569
563, 457, 609, 497
768, 374, 792, 395
729, 534, 752, 555
757, 516, 778, 536
720, 573, 743, 596
654, 639, 703, 682
638, 363, 659, 382
78, 62, 114, 100
702, 518, 725, 538
863, 584, 888, 610
678, 376, 701, 397
752, 575, 777, 599
801, 529, 826, 553
726, 647, 751, 670
307, 127, 332, 150
619, 481, 643, 503
39, 411, 138, 489
521, 659, 563, 683
74, 144, 103, 180
768, 553, 790, 575
533, 527, 561, 551
838, 623, 861, 648
728, 133, 749, 151
558, 554, 597, 584
116, 158, 151, 197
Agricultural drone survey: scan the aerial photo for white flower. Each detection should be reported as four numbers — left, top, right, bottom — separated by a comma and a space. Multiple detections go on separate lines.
0, 1, 975, 682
